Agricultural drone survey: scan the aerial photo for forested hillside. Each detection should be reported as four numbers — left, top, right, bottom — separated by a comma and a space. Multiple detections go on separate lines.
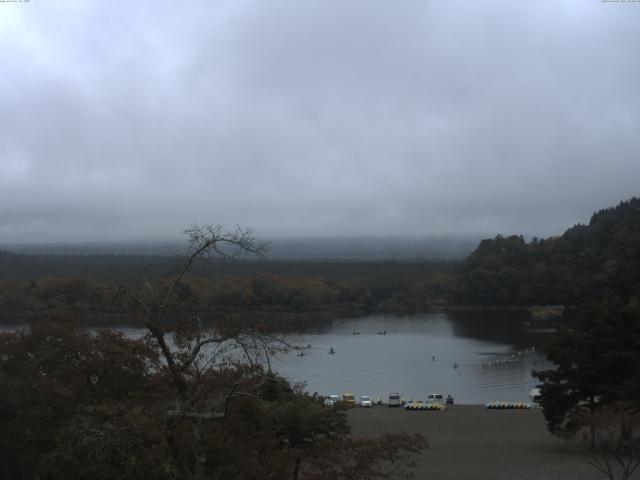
454, 197, 640, 306
0, 254, 456, 325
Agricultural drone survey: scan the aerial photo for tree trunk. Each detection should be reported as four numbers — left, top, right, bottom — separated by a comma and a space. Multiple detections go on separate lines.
293, 456, 301, 480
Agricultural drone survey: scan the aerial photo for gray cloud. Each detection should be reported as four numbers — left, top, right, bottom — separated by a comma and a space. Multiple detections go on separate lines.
1, 0, 639, 243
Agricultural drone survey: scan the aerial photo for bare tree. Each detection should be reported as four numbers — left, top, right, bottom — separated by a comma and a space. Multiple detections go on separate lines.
112, 224, 296, 403
577, 406, 640, 480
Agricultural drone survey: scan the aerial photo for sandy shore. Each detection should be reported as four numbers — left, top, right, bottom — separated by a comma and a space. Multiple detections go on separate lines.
348, 405, 602, 480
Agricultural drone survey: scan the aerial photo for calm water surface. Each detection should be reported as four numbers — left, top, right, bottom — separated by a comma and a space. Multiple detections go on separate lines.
1, 312, 554, 405
271, 313, 553, 405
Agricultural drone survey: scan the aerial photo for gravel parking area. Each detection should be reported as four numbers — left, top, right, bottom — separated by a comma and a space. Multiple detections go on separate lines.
347, 405, 603, 480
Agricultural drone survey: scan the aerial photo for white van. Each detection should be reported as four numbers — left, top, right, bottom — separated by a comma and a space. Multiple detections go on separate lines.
388, 392, 402, 407
426, 393, 444, 404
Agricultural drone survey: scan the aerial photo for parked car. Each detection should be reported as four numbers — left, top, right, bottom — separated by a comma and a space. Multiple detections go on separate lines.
388, 392, 402, 407
426, 393, 444, 404
342, 393, 357, 407
360, 395, 373, 407
324, 395, 341, 407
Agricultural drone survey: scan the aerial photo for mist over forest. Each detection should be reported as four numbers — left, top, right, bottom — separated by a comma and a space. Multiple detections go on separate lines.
1, 236, 479, 260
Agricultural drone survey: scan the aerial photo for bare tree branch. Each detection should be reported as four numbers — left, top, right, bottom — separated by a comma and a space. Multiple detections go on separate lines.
107, 224, 292, 408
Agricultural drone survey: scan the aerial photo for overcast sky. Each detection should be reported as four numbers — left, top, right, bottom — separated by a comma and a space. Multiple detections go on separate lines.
1, 0, 639, 243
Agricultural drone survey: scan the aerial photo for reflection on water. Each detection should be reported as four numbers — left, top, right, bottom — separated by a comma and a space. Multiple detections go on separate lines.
272, 313, 553, 405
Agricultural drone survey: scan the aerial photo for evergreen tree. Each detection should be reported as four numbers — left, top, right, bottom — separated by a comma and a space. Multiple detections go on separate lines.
533, 298, 640, 435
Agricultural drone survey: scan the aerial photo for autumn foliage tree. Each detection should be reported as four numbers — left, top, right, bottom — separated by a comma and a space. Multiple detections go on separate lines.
0, 319, 159, 479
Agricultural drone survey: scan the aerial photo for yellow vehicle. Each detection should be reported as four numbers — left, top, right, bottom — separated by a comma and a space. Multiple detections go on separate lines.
341, 393, 357, 407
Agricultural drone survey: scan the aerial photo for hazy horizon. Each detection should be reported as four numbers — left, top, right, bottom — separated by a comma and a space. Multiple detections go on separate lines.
1, 234, 482, 260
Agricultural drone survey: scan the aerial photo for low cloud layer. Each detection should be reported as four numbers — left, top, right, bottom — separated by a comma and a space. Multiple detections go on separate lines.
1, 0, 639, 242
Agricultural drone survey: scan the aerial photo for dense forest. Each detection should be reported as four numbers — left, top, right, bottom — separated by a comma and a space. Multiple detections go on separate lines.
454, 197, 640, 306
0, 254, 456, 326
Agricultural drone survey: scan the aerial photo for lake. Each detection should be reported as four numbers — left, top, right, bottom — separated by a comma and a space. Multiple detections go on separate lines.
270, 312, 553, 405
1, 311, 554, 405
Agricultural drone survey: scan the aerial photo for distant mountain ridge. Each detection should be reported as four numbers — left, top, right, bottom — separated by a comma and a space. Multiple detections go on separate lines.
454, 197, 640, 305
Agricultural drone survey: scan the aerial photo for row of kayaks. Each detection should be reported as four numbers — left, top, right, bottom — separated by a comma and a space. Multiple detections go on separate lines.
404, 402, 447, 411
485, 401, 531, 409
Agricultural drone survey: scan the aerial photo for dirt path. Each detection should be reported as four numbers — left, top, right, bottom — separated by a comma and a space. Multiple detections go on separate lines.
348, 405, 604, 480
